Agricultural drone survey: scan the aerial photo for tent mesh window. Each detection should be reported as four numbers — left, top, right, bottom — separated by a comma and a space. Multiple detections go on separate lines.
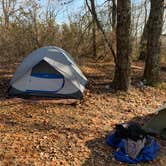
31, 60, 62, 75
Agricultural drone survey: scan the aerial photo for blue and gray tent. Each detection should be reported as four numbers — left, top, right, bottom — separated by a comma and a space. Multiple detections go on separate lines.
8, 46, 87, 99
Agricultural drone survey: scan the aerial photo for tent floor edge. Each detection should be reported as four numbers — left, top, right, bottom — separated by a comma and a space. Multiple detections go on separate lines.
8, 87, 83, 100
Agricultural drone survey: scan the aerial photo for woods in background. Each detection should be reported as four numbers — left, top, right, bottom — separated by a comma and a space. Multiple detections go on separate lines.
0, 0, 165, 91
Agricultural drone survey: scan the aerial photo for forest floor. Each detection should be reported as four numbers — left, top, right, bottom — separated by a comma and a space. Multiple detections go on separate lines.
0, 58, 166, 166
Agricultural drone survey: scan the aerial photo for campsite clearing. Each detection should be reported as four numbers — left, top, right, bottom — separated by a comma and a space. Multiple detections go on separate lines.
0, 60, 166, 165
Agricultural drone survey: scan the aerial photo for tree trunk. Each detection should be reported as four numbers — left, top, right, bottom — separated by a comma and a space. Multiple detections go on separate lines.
112, 0, 116, 31
138, 19, 149, 60
90, 0, 97, 57
138, 0, 149, 60
92, 19, 96, 57
113, 0, 131, 91
143, 0, 164, 85
2, 0, 10, 28
85, 0, 116, 62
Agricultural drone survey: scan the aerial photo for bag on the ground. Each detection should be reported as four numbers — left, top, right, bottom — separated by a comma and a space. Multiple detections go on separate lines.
106, 122, 160, 164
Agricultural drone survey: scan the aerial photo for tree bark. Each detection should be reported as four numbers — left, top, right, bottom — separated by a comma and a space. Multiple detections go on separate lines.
143, 0, 164, 85
113, 0, 131, 91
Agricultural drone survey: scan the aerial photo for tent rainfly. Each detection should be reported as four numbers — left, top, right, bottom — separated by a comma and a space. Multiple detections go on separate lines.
8, 46, 87, 99
143, 104, 166, 139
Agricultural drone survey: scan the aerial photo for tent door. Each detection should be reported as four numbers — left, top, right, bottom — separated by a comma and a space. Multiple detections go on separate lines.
26, 60, 64, 93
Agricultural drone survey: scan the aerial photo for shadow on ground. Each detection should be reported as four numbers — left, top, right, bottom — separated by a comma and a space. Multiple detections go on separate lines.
0, 64, 15, 99
0, 76, 10, 98
85, 62, 166, 95
82, 114, 165, 166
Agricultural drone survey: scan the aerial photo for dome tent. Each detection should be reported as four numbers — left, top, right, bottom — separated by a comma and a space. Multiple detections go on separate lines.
8, 46, 87, 99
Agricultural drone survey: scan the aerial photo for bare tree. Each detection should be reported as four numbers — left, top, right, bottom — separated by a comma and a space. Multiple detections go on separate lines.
1, 0, 17, 27
85, 0, 96, 57
113, 0, 131, 91
143, 0, 164, 85
85, 0, 116, 62
138, 0, 149, 60
111, 0, 116, 31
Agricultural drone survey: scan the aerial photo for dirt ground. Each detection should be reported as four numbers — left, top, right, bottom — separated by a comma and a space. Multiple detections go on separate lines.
0, 59, 166, 166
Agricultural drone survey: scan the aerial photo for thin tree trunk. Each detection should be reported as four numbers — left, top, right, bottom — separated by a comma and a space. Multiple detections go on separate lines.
2, 0, 10, 27
138, 0, 149, 60
112, 0, 116, 31
89, 0, 97, 57
138, 20, 149, 60
92, 19, 96, 57
113, 0, 131, 91
143, 0, 164, 85
85, 0, 116, 62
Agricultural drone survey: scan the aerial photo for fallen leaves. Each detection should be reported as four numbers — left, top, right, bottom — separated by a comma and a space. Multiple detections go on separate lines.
0, 61, 166, 165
